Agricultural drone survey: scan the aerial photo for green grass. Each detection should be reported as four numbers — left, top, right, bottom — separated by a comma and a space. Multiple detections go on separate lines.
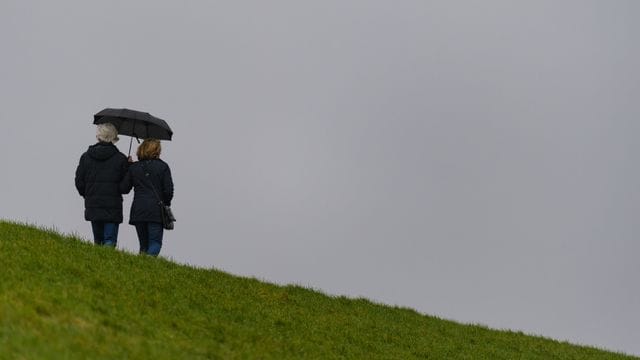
0, 220, 636, 359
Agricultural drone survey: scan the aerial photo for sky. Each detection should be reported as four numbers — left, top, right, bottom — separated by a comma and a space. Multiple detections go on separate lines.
1, 0, 639, 355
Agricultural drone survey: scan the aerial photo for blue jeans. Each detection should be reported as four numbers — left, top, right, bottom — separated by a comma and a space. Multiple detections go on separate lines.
135, 222, 164, 256
91, 222, 119, 247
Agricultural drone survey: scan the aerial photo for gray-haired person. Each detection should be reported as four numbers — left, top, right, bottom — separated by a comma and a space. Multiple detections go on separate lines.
75, 123, 129, 246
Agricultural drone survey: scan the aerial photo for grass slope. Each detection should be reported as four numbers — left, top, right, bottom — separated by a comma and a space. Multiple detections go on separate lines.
0, 220, 635, 359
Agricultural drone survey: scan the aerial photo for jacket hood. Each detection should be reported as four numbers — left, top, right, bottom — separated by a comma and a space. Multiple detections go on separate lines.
87, 142, 119, 161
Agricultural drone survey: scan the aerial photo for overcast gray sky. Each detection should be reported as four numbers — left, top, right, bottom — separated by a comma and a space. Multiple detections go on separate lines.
1, 0, 639, 355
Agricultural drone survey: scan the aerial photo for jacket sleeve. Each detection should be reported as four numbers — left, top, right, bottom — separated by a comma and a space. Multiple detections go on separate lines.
162, 165, 174, 206
75, 155, 86, 197
119, 156, 132, 194
119, 168, 133, 194
121, 155, 130, 177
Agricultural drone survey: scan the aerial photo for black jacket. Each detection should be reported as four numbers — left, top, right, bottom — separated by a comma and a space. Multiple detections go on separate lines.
120, 159, 174, 224
75, 142, 129, 223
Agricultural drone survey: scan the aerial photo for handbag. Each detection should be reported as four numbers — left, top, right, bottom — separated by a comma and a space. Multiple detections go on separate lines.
141, 161, 176, 230
160, 204, 176, 230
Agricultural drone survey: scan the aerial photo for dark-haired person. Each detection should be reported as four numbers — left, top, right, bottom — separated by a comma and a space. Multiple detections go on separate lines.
75, 123, 129, 247
120, 139, 174, 256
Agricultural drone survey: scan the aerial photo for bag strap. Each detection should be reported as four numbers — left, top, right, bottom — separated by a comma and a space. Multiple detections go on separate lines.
140, 160, 164, 206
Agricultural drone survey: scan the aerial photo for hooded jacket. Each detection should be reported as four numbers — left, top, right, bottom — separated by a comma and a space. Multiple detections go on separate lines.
75, 142, 129, 223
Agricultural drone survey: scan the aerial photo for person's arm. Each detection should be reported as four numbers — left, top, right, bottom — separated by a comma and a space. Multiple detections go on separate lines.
119, 168, 133, 194
118, 155, 132, 194
162, 165, 174, 206
74, 155, 86, 197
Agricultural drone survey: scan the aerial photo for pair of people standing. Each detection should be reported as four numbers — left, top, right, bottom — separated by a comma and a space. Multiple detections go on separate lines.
74, 123, 174, 256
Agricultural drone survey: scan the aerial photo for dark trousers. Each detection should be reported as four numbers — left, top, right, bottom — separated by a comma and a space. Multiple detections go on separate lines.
135, 222, 164, 256
91, 222, 119, 246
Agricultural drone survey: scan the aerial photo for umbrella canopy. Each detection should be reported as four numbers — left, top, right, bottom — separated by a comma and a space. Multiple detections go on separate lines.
94, 108, 173, 141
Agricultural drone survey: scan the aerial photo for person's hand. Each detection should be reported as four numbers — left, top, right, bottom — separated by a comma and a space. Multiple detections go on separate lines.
128, 156, 134, 163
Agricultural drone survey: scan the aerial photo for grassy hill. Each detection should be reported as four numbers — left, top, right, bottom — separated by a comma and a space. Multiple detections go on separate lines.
0, 220, 635, 359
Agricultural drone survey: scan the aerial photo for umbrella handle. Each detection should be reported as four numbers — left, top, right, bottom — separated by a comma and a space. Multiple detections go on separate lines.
127, 137, 141, 157
128, 118, 137, 157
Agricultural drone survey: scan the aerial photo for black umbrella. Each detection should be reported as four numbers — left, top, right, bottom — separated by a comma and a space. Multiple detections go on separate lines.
93, 108, 173, 155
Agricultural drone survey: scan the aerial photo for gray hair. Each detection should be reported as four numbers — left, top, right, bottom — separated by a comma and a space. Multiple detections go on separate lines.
96, 123, 119, 143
